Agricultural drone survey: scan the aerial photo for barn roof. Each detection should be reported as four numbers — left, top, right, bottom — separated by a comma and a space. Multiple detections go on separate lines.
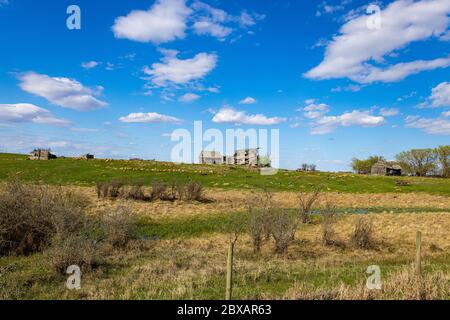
372, 160, 402, 170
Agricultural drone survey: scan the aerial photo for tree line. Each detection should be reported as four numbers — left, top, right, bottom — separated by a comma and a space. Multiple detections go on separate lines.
351, 146, 450, 177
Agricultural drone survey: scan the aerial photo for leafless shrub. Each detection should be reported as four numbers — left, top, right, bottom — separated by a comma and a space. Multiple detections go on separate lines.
96, 181, 105, 198
47, 235, 101, 273
167, 180, 179, 201
321, 201, 339, 246
176, 183, 186, 201
245, 191, 274, 253
102, 205, 139, 248
151, 181, 167, 201
298, 189, 321, 224
185, 181, 203, 201
121, 183, 147, 201
108, 180, 124, 198
96, 180, 125, 199
270, 209, 298, 254
248, 208, 267, 254
0, 179, 89, 256
350, 217, 375, 249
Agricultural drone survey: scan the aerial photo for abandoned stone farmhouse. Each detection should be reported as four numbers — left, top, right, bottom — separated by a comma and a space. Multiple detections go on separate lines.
371, 160, 402, 176
28, 149, 57, 161
199, 148, 260, 167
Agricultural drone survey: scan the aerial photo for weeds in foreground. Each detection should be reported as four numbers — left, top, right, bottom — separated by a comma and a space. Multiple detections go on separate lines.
284, 266, 450, 300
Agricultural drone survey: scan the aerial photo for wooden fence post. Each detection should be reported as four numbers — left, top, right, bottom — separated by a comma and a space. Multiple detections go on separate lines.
415, 231, 422, 276
226, 241, 234, 300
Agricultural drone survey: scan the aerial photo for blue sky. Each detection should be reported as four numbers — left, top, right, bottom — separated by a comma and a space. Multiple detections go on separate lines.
0, 0, 449, 171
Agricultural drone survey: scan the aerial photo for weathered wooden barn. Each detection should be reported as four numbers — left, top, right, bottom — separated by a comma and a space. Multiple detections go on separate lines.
371, 160, 402, 176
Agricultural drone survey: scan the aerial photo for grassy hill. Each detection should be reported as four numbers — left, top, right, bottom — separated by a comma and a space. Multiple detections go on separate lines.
1, 153, 449, 195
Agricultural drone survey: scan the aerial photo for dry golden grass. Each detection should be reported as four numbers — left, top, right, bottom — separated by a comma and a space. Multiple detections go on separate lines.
283, 266, 450, 300
68, 186, 450, 220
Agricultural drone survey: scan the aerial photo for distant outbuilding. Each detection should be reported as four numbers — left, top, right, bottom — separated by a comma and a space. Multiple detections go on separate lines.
371, 160, 402, 176
80, 154, 94, 160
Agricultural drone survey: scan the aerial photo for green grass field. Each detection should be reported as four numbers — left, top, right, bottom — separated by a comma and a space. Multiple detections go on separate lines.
1, 153, 449, 195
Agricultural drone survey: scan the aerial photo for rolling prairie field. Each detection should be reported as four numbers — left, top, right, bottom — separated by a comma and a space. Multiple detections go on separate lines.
1, 154, 449, 300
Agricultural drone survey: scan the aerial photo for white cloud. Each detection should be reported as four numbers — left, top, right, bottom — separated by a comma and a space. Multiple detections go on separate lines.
331, 84, 363, 92
305, 0, 450, 83
238, 11, 265, 28
212, 107, 286, 126
429, 82, 450, 107
70, 127, 100, 133
397, 91, 417, 102
81, 61, 101, 69
206, 86, 220, 93
179, 93, 201, 103
239, 97, 257, 105
143, 50, 217, 87
191, 2, 264, 40
0, 103, 71, 126
105, 62, 115, 71
119, 112, 182, 124
112, 0, 192, 44
191, 1, 233, 39
112, 0, 263, 43
192, 1, 228, 21
316, 0, 351, 17
406, 115, 450, 135
379, 108, 399, 117
310, 110, 385, 135
442, 110, 450, 117
18, 72, 107, 111
302, 103, 330, 119
193, 20, 233, 39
